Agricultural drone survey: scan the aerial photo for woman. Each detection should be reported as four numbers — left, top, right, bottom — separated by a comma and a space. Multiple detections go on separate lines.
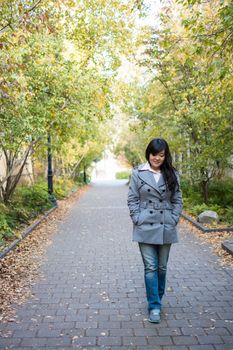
127, 138, 183, 323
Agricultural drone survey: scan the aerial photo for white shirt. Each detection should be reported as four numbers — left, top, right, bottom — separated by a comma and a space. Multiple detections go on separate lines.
141, 162, 161, 183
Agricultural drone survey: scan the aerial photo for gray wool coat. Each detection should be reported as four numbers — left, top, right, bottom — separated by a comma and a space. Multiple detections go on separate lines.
127, 163, 183, 245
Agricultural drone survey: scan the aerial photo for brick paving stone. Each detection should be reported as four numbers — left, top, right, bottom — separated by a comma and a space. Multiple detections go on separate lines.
122, 336, 147, 345
97, 336, 122, 346
217, 312, 233, 320
87, 314, 109, 322
85, 328, 109, 336
0, 337, 22, 348
172, 335, 199, 345
220, 336, 233, 344
110, 328, 134, 336
167, 319, 191, 327
133, 347, 162, 350
20, 337, 51, 347
71, 336, 97, 346
110, 314, 131, 321
75, 321, 98, 329
1, 180, 233, 350
147, 336, 173, 345
134, 328, 158, 336
157, 327, 182, 336
226, 326, 233, 335
204, 327, 232, 335
180, 326, 206, 335
189, 346, 215, 350
36, 328, 63, 337
105, 347, 136, 350
13, 329, 37, 338
196, 334, 224, 344
60, 327, 84, 337
163, 347, 189, 350
98, 321, 121, 329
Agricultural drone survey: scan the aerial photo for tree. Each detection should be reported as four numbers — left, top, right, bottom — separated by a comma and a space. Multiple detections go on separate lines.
0, 0, 144, 201
118, 0, 233, 202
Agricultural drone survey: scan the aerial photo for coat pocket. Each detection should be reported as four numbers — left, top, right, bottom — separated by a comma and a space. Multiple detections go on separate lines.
137, 202, 148, 226
165, 209, 177, 226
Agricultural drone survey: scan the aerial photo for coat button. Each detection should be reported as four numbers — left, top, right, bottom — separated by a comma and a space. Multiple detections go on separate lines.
147, 189, 151, 192
159, 199, 162, 202
162, 189, 165, 192
141, 181, 144, 184
150, 223, 153, 225
150, 211, 153, 214
149, 200, 152, 203
160, 222, 163, 225
160, 211, 163, 214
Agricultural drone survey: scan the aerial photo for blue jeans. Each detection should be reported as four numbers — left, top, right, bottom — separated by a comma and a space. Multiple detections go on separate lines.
138, 242, 171, 311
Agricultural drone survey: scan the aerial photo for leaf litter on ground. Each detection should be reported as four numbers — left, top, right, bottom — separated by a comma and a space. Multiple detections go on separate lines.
180, 217, 233, 269
0, 185, 89, 323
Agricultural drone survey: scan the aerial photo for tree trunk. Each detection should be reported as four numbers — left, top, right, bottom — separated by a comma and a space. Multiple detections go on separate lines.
202, 180, 209, 204
0, 144, 35, 203
83, 166, 87, 184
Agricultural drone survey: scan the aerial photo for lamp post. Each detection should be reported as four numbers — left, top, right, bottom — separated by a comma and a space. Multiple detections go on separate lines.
47, 132, 57, 207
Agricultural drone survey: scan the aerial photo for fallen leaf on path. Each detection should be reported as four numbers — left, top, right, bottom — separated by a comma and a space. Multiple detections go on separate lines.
0, 185, 89, 323
180, 218, 233, 268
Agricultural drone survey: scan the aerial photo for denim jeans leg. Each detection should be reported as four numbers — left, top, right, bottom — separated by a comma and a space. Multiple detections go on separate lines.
158, 244, 171, 300
138, 242, 171, 311
138, 242, 160, 311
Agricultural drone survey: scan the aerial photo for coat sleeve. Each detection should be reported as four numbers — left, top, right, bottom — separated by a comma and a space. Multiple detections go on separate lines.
171, 171, 183, 224
127, 168, 140, 225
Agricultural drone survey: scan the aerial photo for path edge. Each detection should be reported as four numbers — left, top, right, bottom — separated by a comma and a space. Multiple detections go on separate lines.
0, 205, 58, 260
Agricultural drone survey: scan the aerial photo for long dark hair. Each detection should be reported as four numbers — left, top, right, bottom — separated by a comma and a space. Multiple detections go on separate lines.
145, 138, 179, 196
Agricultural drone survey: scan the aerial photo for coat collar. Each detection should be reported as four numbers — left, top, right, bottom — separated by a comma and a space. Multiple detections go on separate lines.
137, 163, 165, 193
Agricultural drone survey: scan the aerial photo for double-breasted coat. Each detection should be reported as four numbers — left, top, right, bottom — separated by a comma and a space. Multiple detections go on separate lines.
127, 163, 183, 245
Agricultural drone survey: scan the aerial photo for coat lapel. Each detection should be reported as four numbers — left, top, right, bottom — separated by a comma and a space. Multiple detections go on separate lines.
137, 164, 166, 194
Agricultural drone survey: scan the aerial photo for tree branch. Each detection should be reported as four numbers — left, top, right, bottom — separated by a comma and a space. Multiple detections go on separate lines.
0, 0, 43, 34
154, 76, 179, 112
0, 137, 40, 188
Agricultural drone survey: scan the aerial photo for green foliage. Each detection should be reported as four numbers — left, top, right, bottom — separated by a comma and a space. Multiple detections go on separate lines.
117, 0, 233, 203
182, 178, 233, 226
53, 177, 79, 199
74, 172, 91, 185
0, 176, 85, 248
115, 171, 131, 179
0, 204, 15, 247
12, 182, 52, 218
186, 203, 223, 217
224, 207, 233, 226
180, 178, 201, 204
208, 180, 233, 207
0, 0, 142, 201
0, 181, 51, 248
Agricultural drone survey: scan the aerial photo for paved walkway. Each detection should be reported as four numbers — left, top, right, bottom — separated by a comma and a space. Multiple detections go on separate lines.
0, 180, 233, 350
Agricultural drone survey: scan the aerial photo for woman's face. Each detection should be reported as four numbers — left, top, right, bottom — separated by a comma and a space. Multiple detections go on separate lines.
149, 150, 165, 170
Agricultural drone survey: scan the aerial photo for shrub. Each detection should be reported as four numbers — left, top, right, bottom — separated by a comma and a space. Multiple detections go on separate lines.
0, 177, 82, 248
0, 209, 14, 247
208, 179, 233, 207
187, 203, 223, 217
12, 181, 52, 217
0, 181, 52, 247
74, 172, 91, 184
224, 207, 233, 226
180, 178, 202, 205
115, 171, 131, 180
53, 177, 78, 199
181, 177, 233, 226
